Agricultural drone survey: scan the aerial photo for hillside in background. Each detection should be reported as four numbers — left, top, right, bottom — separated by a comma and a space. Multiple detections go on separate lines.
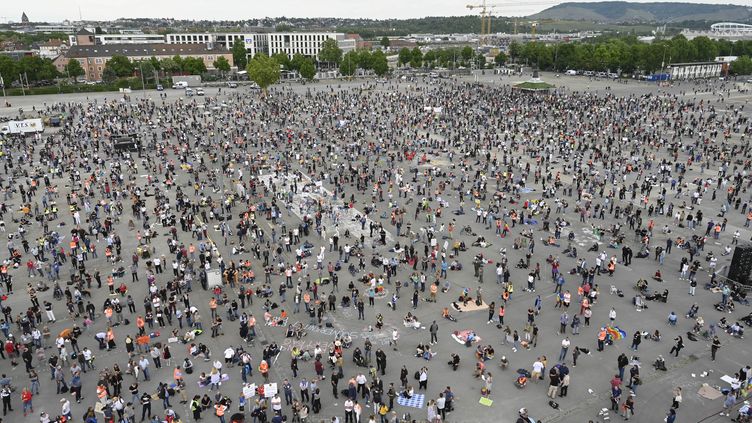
531, 1, 752, 23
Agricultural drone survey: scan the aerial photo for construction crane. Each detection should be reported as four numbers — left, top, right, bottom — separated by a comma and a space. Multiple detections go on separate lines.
467, 1, 501, 46
467, 1, 557, 45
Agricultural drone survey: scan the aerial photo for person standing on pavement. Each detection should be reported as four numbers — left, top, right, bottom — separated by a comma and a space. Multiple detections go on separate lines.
140, 391, 152, 422
711, 336, 721, 361
0, 386, 12, 415
559, 338, 570, 362
618, 353, 629, 380
429, 321, 438, 345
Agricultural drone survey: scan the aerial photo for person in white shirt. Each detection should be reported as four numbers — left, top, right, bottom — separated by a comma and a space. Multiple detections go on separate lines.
559, 338, 571, 362
61, 398, 71, 419
344, 399, 354, 423
271, 394, 282, 415
532, 359, 544, 381
224, 347, 235, 366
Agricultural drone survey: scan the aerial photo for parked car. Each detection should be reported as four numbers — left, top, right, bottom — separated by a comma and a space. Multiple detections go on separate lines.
565, 70, 577, 76
172, 81, 188, 89
185, 87, 194, 97
156, 84, 164, 91
196, 87, 205, 96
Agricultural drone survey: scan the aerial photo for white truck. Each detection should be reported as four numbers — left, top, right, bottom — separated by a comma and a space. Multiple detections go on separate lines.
1, 118, 45, 135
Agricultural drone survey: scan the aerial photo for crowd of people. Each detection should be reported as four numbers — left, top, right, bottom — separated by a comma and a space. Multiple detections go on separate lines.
0, 73, 750, 423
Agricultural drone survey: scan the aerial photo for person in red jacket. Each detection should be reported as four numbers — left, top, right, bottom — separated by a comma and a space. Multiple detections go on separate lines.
21, 386, 33, 416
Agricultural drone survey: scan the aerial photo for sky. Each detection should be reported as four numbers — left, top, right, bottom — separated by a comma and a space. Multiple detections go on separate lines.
6, 0, 752, 22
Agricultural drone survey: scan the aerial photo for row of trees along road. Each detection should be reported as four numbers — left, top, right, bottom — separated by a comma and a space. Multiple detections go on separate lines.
508, 35, 752, 75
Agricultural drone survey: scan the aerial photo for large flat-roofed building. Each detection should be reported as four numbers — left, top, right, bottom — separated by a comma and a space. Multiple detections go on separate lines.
57, 43, 232, 82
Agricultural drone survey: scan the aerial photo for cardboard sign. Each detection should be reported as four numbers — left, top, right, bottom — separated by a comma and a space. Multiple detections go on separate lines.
243, 383, 256, 399
263, 383, 278, 398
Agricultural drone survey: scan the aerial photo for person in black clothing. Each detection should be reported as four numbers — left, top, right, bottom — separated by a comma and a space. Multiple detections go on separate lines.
376, 349, 387, 376
400, 365, 408, 387
1, 386, 12, 415
190, 395, 202, 420
140, 392, 152, 421
669, 336, 684, 357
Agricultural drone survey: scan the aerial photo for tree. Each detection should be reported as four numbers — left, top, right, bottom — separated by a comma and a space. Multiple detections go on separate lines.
398, 48, 412, 67
410, 47, 423, 68
271, 52, 291, 70
213, 56, 231, 75
246, 53, 280, 93
372, 50, 389, 76
160, 58, 180, 76
290, 53, 307, 71
104, 54, 134, 78
423, 50, 436, 67
318, 39, 342, 67
691, 36, 719, 61
474, 53, 486, 69
102, 67, 117, 83
730, 56, 752, 76
494, 51, 507, 67
0, 56, 18, 85
232, 42, 248, 69
299, 58, 316, 80
65, 59, 85, 81
182, 57, 207, 75
172, 55, 184, 73
149, 56, 161, 72
461, 46, 474, 62
135, 60, 155, 84
340, 51, 358, 76
380, 36, 390, 48
508, 42, 521, 62
357, 50, 373, 70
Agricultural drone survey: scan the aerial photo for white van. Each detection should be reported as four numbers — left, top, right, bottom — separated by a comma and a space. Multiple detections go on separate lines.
172, 81, 188, 89
565, 70, 577, 76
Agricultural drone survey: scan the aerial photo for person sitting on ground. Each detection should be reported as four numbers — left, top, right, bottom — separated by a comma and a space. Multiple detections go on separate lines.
448, 353, 460, 371
652, 270, 663, 282
353, 347, 365, 367
401, 385, 414, 399
342, 334, 353, 348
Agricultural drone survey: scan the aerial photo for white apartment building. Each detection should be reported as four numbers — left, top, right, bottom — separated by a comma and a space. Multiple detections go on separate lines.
267, 33, 355, 58
166, 33, 268, 59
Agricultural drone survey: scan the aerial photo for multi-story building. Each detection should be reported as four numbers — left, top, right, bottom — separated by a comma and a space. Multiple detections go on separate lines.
167, 32, 354, 60
166, 33, 268, 59
267, 32, 355, 58
37, 39, 68, 59
69, 29, 165, 46
57, 43, 232, 81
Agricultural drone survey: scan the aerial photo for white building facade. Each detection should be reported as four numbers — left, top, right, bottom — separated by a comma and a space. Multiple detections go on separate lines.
267, 33, 354, 58
166, 33, 268, 58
